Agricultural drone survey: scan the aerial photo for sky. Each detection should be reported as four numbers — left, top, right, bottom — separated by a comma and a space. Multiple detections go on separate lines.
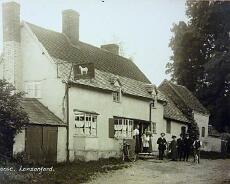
0, 0, 188, 85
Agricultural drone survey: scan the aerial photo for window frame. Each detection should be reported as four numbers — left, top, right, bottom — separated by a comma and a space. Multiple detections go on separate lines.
74, 112, 98, 137
202, 127, 205, 137
152, 122, 157, 134
112, 88, 121, 103
166, 120, 171, 134
114, 117, 133, 139
25, 81, 41, 98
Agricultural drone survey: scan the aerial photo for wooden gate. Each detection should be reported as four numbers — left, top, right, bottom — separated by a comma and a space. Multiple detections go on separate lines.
25, 125, 58, 163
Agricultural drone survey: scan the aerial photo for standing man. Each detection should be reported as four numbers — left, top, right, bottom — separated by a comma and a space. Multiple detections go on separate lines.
133, 124, 141, 155
183, 133, 192, 161
193, 138, 202, 163
177, 134, 184, 161
157, 133, 167, 160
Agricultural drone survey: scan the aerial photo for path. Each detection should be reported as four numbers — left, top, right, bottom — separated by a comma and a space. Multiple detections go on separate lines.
87, 159, 230, 184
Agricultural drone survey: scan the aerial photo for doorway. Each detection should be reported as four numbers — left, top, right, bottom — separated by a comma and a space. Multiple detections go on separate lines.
25, 125, 58, 163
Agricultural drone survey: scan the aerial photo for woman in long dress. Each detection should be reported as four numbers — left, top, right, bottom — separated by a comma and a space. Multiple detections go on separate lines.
169, 135, 178, 161
142, 129, 150, 153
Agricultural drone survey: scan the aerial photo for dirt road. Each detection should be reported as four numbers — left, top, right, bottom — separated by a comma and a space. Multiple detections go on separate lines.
87, 159, 230, 184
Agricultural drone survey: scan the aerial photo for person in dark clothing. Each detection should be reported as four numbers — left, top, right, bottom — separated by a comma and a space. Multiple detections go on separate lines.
177, 134, 184, 161
193, 138, 202, 164
169, 135, 177, 161
157, 133, 167, 160
183, 134, 192, 161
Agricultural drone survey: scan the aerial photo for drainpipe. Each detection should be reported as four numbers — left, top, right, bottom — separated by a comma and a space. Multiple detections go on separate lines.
149, 100, 154, 123
66, 82, 70, 163
65, 63, 74, 163
149, 87, 158, 125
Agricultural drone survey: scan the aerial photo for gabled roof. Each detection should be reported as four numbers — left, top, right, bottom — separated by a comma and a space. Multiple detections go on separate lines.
159, 90, 189, 123
159, 80, 209, 116
21, 98, 66, 126
26, 22, 150, 83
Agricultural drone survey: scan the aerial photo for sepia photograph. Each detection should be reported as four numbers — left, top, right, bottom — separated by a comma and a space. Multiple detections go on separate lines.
0, 0, 229, 183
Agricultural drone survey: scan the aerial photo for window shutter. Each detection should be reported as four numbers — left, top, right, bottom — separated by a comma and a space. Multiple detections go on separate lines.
109, 118, 115, 138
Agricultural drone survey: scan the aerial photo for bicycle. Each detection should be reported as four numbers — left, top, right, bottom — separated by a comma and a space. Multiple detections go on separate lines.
120, 139, 136, 162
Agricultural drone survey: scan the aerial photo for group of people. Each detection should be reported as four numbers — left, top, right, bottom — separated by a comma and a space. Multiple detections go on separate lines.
133, 125, 202, 163
133, 125, 151, 154
157, 132, 202, 163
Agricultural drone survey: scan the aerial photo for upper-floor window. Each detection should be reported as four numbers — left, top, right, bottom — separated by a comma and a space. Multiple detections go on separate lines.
166, 120, 171, 134
74, 112, 97, 137
25, 81, 41, 98
112, 90, 121, 103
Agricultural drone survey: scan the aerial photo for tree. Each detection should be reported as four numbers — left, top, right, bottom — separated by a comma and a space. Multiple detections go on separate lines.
0, 80, 29, 159
167, 0, 230, 131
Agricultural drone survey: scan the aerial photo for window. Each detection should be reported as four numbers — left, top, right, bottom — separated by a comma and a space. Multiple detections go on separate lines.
25, 81, 41, 98
74, 112, 97, 136
152, 122, 157, 134
112, 91, 121, 103
114, 118, 133, 139
166, 120, 171, 134
202, 127, 205, 137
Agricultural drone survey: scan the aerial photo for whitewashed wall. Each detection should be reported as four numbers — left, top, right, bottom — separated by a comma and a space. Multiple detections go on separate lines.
21, 24, 65, 121
69, 87, 152, 160
57, 127, 67, 162
201, 136, 222, 152
194, 111, 209, 138
150, 102, 188, 151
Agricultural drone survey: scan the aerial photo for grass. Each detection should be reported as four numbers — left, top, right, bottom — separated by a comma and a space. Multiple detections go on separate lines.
0, 158, 129, 184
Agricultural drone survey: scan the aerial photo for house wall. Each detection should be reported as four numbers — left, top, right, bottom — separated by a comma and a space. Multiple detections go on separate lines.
13, 129, 25, 155
21, 24, 65, 121
150, 102, 188, 151
193, 111, 209, 138
57, 127, 67, 162
13, 127, 67, 162
201, 136, 222, 152
68, 86, 152, 161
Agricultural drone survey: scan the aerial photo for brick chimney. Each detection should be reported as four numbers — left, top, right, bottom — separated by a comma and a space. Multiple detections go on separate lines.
2, 1, 22, 90
101, 44, 119, 55
62, 9, 79, 44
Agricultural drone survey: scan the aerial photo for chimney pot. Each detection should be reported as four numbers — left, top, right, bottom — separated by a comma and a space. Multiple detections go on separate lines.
101, 44, 119, 55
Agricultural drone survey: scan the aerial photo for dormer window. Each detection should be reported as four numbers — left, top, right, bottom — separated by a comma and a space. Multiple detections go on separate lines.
110, 76, 122, 103
112, 90, 121, 103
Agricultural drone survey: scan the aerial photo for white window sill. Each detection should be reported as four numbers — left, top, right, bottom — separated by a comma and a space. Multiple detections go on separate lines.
73, 135, 98, 138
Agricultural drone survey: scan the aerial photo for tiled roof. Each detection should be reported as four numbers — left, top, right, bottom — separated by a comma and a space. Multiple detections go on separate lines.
55, 59, 166, 101
52, 58, 166, 101
21, 98, 66, 126
159, 90, 189, 123
159, 80, 209, 117
170, 83, 209, 114
26, 22, 150, 83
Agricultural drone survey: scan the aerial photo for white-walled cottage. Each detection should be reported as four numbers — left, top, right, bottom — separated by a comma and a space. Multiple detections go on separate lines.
158, 80, 210, 142
0, 1, 210, 162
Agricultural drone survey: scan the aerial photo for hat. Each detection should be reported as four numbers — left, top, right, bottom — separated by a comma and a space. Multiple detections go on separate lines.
172, 135, 176, 139
161, 132, 165, 136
